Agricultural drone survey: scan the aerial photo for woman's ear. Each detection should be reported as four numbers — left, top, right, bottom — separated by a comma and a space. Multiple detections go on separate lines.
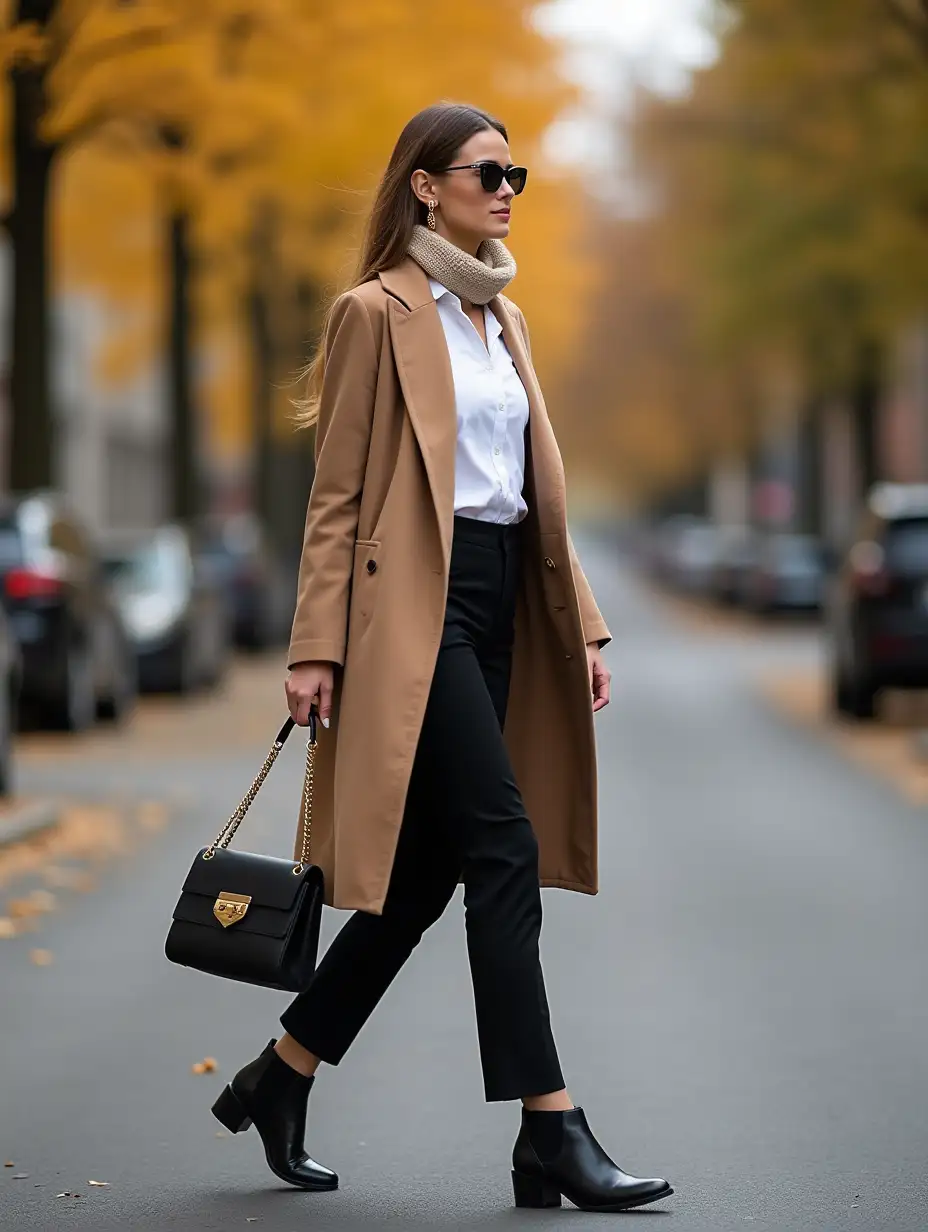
410, 168, 437, 207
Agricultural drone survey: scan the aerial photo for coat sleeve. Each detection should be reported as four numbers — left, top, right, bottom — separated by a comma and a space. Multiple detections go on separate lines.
288, 291, 378, 669
567, 531, 611, 649
511, 301, 612, 650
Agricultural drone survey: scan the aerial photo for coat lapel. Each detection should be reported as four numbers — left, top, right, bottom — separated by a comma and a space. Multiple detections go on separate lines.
380, 260, 457, 574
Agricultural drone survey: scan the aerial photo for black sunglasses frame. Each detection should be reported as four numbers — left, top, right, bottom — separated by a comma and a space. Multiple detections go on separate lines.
441, 161, 528, 195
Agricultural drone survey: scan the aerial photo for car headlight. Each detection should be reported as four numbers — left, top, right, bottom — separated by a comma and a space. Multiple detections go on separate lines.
121, 593, 185, 643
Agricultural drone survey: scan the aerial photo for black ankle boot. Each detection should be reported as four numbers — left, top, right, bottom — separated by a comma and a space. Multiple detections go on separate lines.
512, 1107, 673, 1212
211, 1038, 337, 1191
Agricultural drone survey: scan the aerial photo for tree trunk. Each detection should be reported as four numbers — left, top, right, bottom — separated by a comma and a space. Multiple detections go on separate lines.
167, 209, 198, 523
276, 277, 319, 565
245, 211, 318, 567
247, 206, 274, 532
282, 277, 318, 564
248, 281, 274, 521
796, 397, 824, 535
7, 1, 58, 492
850, 339, 882, 498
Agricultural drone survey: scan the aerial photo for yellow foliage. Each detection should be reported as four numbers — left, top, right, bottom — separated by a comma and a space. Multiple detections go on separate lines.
3, 0, 591, 467
565, 0, 928, 502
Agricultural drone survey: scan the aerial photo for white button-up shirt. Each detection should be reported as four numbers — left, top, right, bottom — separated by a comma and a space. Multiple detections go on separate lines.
428, 277, 530, 524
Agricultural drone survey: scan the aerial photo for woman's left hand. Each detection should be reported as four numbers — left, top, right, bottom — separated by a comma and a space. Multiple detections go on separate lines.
586, 642, 611, 713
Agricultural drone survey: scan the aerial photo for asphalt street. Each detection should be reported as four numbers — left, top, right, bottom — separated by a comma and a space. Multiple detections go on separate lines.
2, 532, 927, 1232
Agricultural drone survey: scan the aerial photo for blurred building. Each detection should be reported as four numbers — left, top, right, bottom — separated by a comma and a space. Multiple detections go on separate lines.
0, 249, 168, 532
699, 320, 928, 545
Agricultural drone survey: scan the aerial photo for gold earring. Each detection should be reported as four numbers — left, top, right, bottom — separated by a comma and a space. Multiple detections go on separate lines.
427, 199, 438, 230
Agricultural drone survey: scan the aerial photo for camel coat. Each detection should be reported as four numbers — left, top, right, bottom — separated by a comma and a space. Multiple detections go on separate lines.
288, 256, 611, 914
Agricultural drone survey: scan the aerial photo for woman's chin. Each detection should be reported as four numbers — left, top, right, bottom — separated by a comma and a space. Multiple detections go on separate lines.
484, 218, 511, 240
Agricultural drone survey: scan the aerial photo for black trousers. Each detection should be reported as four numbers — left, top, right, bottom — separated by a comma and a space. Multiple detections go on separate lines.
280, 514, 565, 1102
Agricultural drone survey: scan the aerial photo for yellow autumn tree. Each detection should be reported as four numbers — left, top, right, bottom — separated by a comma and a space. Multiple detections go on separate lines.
567, 0, 928, 505
2, 0, 595, 543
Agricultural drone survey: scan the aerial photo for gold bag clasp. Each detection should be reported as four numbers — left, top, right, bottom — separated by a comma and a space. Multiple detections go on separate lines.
213, 891, 252, 928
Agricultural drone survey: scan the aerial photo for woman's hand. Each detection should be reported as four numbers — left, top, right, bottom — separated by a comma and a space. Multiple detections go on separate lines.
586, 642, 611, 713
286, 661, 335, 728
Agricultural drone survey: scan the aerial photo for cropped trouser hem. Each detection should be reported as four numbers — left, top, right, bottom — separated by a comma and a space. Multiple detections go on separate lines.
276, 1013, 566, 1104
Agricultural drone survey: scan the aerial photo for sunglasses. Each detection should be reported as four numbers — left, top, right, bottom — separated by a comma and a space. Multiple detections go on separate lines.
441, 161, 528, 195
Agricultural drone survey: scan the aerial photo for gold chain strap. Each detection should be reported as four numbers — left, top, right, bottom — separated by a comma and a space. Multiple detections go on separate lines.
296, 734, 314, 871
202, 723, 316, 875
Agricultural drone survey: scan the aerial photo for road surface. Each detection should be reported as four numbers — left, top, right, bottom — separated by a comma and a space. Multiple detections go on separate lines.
2, 532, 927, 1230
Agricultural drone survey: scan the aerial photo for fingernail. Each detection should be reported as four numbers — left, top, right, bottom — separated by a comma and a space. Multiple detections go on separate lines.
322, 717, 330, 728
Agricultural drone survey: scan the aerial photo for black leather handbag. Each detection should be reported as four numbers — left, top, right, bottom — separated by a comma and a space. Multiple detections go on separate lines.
165, 712, 324, 992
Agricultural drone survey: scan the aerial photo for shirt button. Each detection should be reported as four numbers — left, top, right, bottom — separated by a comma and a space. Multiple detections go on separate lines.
494, 446, 501, 456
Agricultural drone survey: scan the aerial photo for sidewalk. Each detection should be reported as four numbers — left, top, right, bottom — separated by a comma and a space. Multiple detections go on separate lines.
649, 580, 928, 808
0, 653, 289, 954
0, 798, 60, 849
756, 667, 928, 807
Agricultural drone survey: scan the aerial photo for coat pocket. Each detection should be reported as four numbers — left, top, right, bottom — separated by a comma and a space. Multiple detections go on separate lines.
349, 539, 382, 640
538, 533, 570, 612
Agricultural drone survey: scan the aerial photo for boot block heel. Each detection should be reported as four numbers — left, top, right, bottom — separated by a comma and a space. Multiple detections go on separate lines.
212, 1084, 252, 1133
512, 1170, 562, 1209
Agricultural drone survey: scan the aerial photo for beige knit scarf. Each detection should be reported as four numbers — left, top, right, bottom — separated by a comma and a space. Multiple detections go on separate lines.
406, 224, 516, 305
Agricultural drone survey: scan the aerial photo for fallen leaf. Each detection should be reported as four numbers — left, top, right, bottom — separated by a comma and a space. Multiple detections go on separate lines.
136, 801, 169, 832
87, 1179, 110, 1187
191, 1062, 206, 1074
7, 898, 38, 919
4, 1161, 13, 1167
42, 865, 77, 888
215, 1131, 227, 1138
0, 918, 16, 938
202, 1056, 217, 1073
29, 948, 53, 966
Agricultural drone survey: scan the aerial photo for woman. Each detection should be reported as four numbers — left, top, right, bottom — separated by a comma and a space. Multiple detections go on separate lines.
211, 102, 674, 1213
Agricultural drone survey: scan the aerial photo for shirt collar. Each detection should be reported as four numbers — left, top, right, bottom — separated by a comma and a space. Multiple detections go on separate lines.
428, 277, 503, 343
428, 277, 453, 303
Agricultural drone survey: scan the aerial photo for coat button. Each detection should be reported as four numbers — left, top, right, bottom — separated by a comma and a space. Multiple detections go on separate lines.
565, 653, 573, 660
366, 559, 377, 574
544, 556, 556, 569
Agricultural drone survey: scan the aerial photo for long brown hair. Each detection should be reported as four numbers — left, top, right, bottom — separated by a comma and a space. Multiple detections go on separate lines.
292, 101, 508, 428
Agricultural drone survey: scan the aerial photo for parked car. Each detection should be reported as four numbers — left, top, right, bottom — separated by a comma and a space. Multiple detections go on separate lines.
709, 526, 760, 606
826, 483, 928, 719
740, 532, 827, 614
198, 513, 294, 651
0, 493, 137, 731
102, 525, 230, 694
665, 519, 722, 595
646, 515, 701, 584
0, 605, 22, 795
